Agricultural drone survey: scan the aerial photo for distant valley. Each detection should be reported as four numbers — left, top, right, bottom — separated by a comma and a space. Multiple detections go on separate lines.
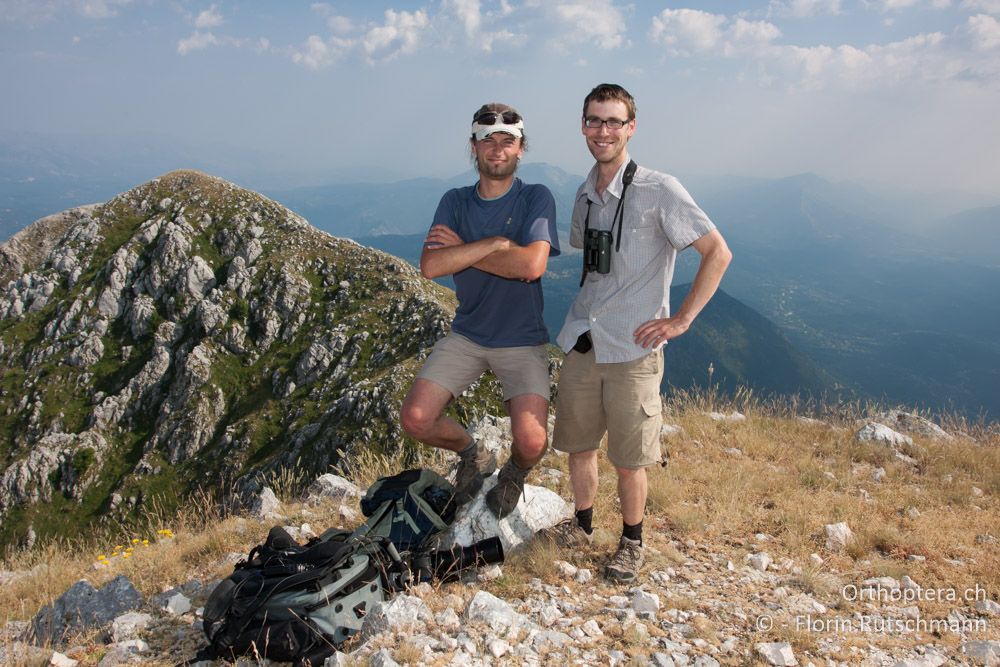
328, 166, 999, 419
3, 158, 998, 418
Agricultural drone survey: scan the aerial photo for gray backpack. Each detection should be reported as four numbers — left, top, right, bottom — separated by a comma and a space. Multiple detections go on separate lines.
200, 469, 456, 665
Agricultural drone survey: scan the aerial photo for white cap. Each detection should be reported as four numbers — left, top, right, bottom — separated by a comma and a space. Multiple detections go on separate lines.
471, 118, 524, 141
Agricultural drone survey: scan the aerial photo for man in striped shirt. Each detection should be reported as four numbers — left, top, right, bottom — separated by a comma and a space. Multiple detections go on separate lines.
544, 84, 732, 583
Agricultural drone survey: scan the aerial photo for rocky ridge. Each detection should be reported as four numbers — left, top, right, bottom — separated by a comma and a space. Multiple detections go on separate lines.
0, 170, 476, 549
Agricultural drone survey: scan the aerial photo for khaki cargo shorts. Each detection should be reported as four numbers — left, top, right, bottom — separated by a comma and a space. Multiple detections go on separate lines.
552, 347, 664, 469
416, 332, 551, 402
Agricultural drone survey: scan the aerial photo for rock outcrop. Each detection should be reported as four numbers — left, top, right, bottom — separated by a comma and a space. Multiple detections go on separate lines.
0, 170, 472, 549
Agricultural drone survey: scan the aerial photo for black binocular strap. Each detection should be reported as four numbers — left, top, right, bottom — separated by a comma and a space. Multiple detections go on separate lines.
612, 160, 638, 252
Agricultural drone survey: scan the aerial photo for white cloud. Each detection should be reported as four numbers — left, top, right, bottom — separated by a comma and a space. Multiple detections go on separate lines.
309, 2, 354, 33
441, 0, 524, 52
865, 0, 953, 7
177, 31, 219, 55
768, 0, 842, 17
962, 0, 1000, 13
727, 18, 782, 54
290, 7, 433, 68
361, 9, 430, 63
649, 9, 727, 55
78, 0, 129, 19
194, 5, 223, 30
650, 9, 779, 57
446, 0, 481, 40
291, 34, 354, 69
552, 0, 627, 50
327, 15, 354, 34
177, 29, 268, 56
969, 13, 1000, 48
1, 0, 130, 23
649, 8, 971, 89
776, 31, 951, 86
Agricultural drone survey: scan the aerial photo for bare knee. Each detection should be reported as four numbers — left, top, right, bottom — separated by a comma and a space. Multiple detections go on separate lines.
615, 466, 645, 483
400, 403, 438, 441
512, 428, 548, 464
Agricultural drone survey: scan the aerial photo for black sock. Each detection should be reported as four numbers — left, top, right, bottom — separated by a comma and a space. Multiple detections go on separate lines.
575, 507, 594, 534
622, 520, 643, 544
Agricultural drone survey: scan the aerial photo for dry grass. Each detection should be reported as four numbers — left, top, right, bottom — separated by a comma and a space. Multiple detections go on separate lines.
2, 388, 998, 664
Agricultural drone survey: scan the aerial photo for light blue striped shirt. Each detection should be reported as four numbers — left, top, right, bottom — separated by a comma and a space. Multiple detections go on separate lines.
556, 155, 716, 363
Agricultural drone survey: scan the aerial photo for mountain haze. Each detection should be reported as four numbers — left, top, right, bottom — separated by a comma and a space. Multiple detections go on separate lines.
355, 234, 840, 400
0, 170, 483, 550
696, 175, 1000, 418
268, 163, 583, 241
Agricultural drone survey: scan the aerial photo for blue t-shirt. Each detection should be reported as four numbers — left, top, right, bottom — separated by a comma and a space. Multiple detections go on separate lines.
430, 178, 559, 347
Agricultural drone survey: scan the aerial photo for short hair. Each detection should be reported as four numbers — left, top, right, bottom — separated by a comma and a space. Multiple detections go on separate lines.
469, 102, 529, 152
582, 83, 636, 121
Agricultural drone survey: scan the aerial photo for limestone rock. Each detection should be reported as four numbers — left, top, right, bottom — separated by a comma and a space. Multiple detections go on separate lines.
746, 552, 772, 572
360, 594, 432, 639
631, 589, 661, 615
163, 592, 192, 616
440, 473, 570, 553
32, 575, 143, 645
825, 522, 854, 552
110, 612, 153, 642
877, 409, 953, 441
856, 422, 913, 447
97, 638, 149, 666
304, 474, 363, 504
756, 641, 798, 666
708, 411, 746, 422
49, 651, 79, 667
465, 590, 530, 632
961, 641, 1000, 666
251, 487, 282, 520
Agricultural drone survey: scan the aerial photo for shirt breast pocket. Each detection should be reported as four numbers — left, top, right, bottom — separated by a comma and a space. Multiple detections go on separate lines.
622, 213, 663, 258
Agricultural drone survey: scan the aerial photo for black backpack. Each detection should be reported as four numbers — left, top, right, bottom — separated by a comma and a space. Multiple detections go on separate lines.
357, 468, 457, 551
199, 469, 456, 665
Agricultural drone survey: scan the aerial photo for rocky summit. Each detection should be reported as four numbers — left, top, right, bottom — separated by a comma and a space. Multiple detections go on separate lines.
0, 170, 471, 549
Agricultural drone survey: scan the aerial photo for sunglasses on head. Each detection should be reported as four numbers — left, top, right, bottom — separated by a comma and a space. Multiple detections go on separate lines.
474, 111, 521, 125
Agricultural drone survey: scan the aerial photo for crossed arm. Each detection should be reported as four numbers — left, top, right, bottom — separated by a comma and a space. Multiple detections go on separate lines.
420, 224, 550, 281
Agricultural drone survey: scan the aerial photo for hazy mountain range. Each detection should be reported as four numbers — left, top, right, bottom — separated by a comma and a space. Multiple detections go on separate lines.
2, 149, 997, 418
301, 165, 998, 419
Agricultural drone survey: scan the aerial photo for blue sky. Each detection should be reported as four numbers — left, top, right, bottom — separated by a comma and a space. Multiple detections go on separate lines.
2, 0, 999, 196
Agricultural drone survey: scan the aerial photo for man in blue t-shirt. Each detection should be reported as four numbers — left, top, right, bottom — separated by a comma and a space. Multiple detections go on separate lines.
400, 103, 560, 518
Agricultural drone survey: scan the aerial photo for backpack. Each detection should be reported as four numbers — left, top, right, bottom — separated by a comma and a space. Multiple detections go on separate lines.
200, 468, 456, 665
357, 468, 457, 552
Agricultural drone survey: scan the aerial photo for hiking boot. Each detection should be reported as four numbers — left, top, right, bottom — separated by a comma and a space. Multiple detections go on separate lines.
485, 458, 529, 519
604, 537, 644, 583
454, 443, 497, 505
536, 517, 594, 549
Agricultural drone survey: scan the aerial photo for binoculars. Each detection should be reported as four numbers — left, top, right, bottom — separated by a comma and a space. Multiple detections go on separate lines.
584, 228, 612, 275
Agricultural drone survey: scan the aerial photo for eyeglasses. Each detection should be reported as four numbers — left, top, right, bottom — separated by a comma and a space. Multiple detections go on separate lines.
584, 116, 629, 130
474, 110, 521, 125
